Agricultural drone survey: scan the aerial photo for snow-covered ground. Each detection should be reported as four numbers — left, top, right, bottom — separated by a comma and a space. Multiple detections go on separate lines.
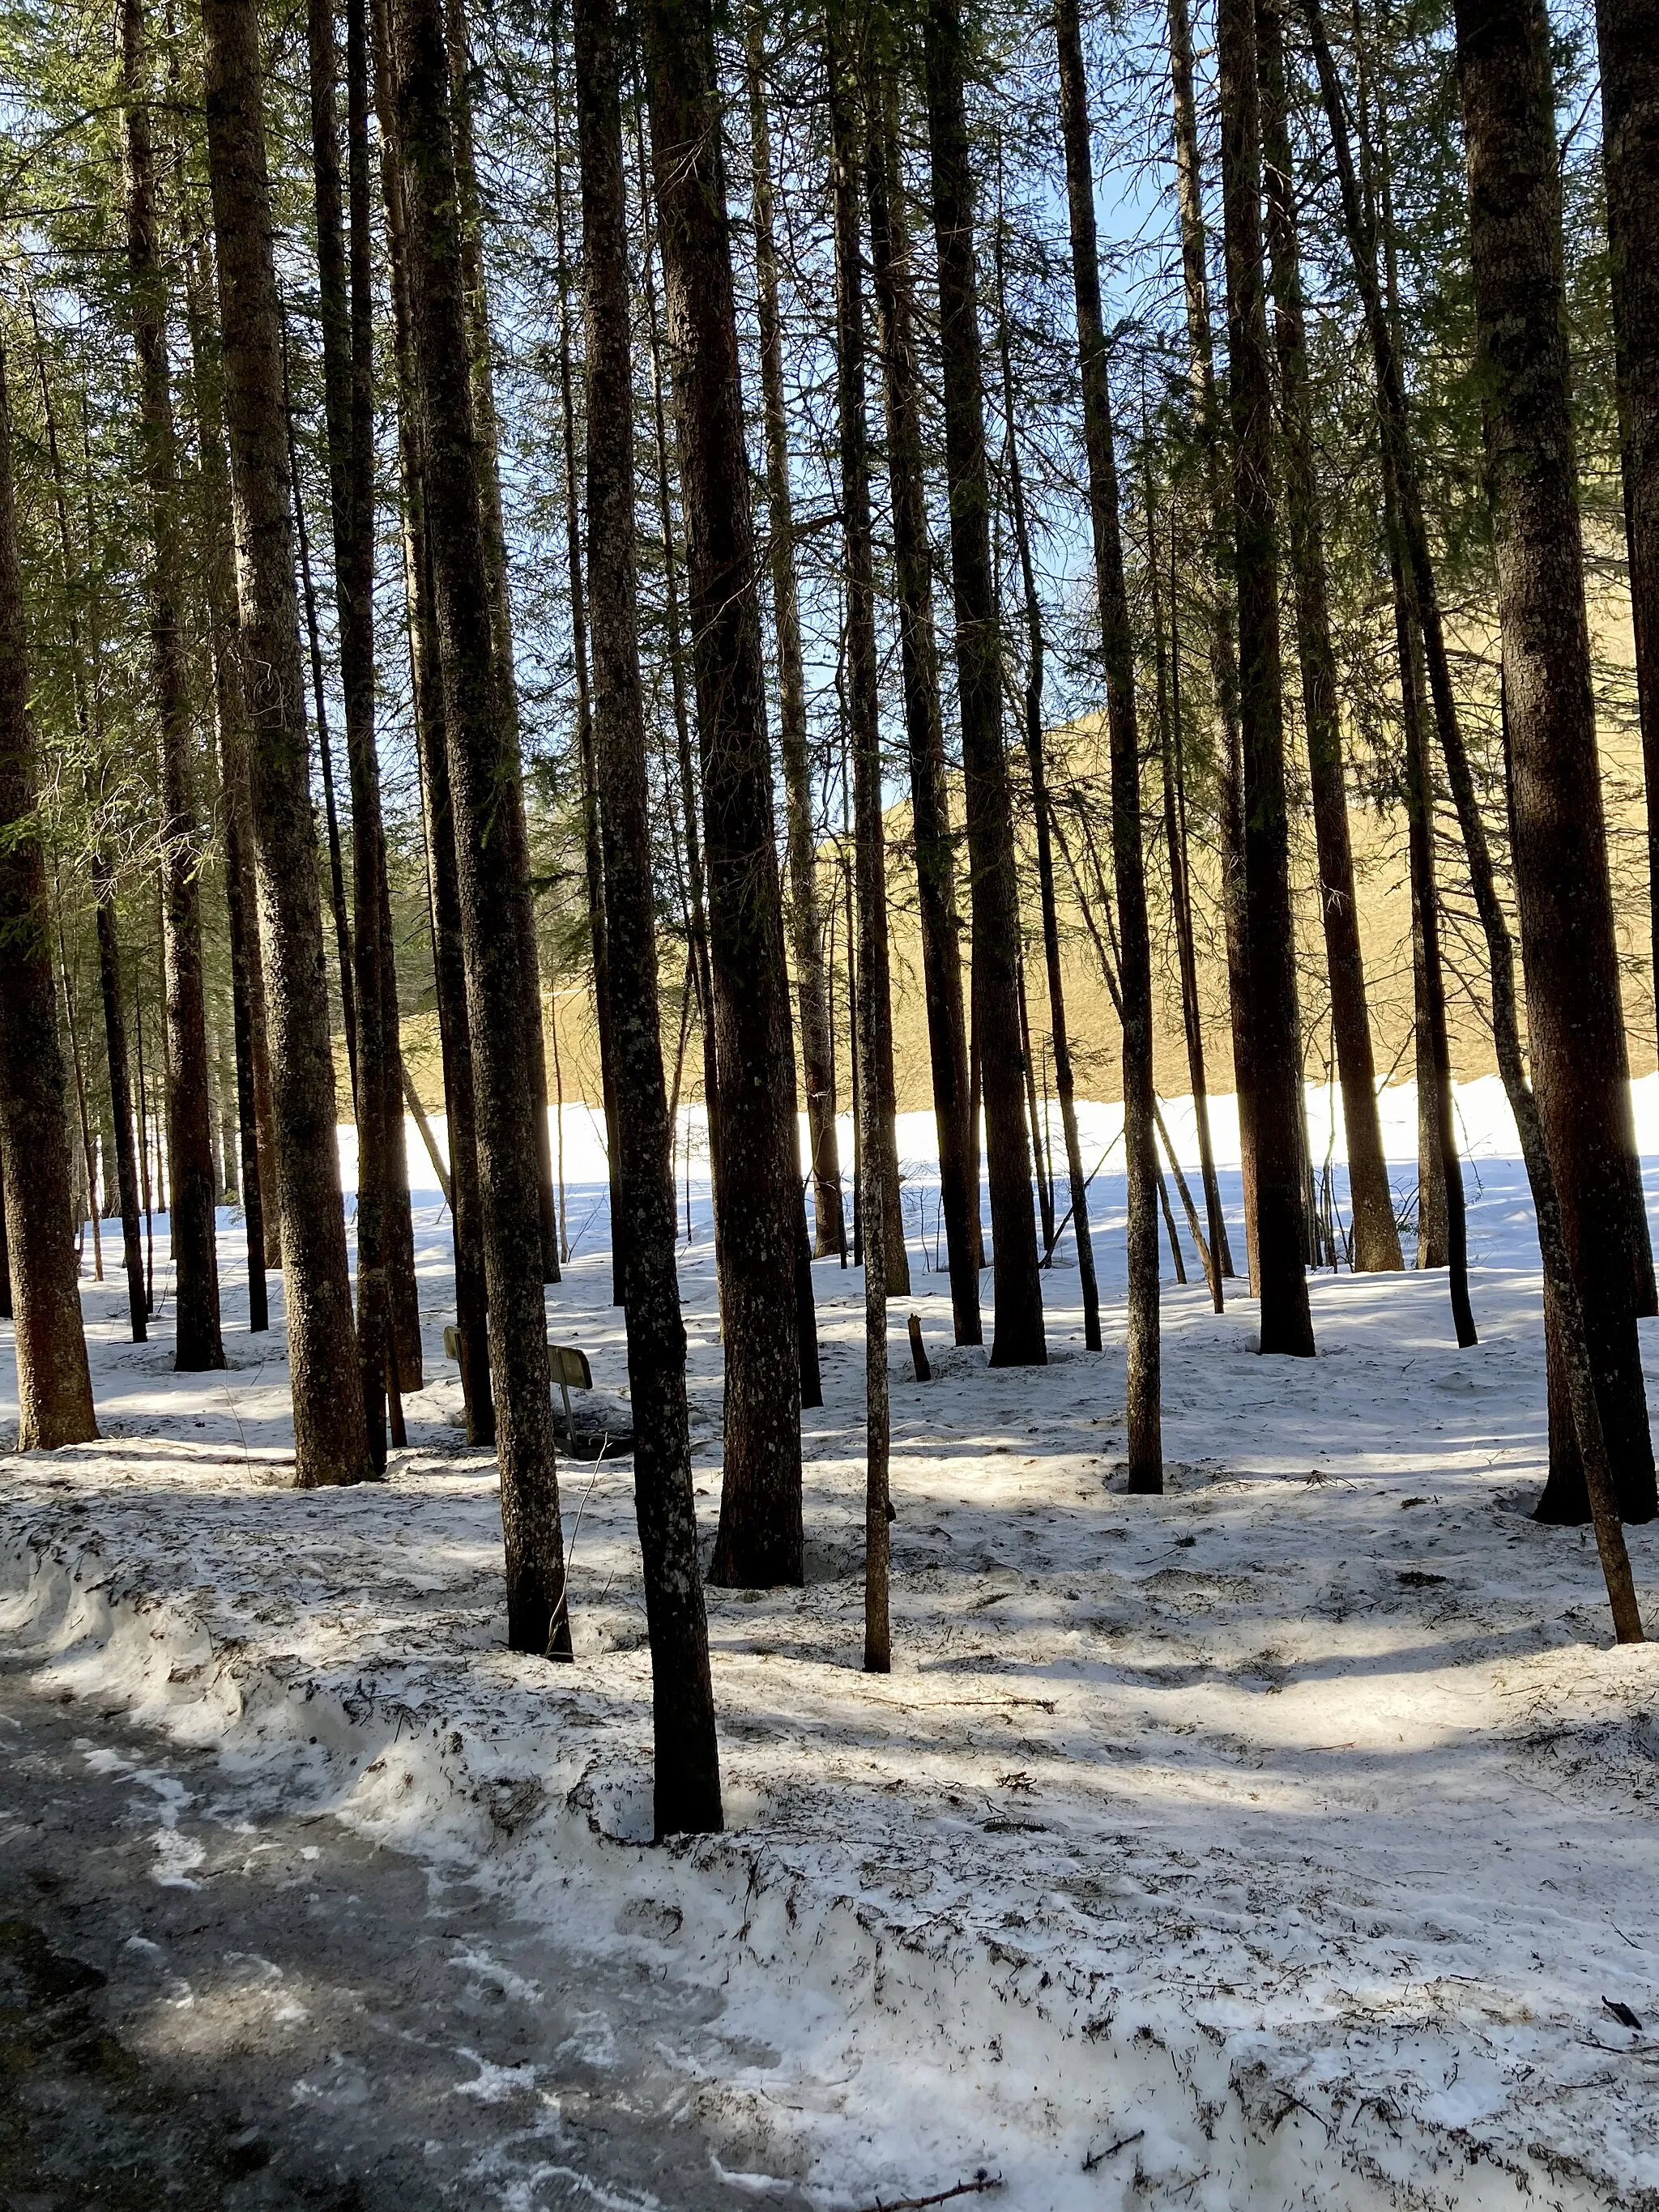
3, 1076, 1657, 2209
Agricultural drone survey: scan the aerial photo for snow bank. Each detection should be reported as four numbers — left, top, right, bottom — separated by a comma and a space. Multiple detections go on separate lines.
6, 1092, 1659, 2206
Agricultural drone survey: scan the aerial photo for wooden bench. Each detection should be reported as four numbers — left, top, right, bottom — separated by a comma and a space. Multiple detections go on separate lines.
442, 1328, 592, 1434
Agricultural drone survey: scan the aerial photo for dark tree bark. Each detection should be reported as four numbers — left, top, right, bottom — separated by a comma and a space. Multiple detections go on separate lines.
95, 893, 147, 1341
1166, 0, 1258, 1282
29, 304, 149, 1342
370, 0, 490, 1438
1454, 0, 1655, 1520
992, 151, 1099, 1350
830, 11, 906, 1305
123, 0, 223, 1374
1308, 0, 1651, 1511
1216, 0, 1314, 1355
548, 40, 621, 1302
310, 0, 399, 1460
1145, 463, 1230, 1299
183, 232, 279, 1290
923, 0, 1044, 1367
201, 0, 369, 1485
1392, 523, 1476, 1345
1595, 0, 1659, 1046
1257, 0, 1401, 1275
574, 0, 723, 1829
748, 6, 846, 1261
828, 1, 893, 1670
864, 40, 979, 1344
1056, 0, 1158, 1457
445, 0, 561, 1284
0, 339, 99, 1449
641, 0, 805, 1587
390, 0, 571, 1636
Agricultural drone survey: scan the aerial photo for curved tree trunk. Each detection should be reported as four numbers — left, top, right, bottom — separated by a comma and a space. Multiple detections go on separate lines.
201, 0, 369, 1485
923, 0, 1044, 1368
574, 0, 723, 1831
642, 0, 805, 1588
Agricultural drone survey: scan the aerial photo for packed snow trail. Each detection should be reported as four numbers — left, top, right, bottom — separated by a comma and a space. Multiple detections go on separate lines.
2, 1082, 1658, 2207
0, 1652, 778, 2208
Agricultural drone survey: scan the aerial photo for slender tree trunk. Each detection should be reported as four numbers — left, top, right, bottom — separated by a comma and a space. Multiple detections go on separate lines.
1056, 0, 1158, 1427
446, 0, 561, 1281
1395, 532, 1476, 1344
632, 95, 726, 1281
1454, 0, 1655, 1520
748, 6, 845, 1261
864, 40, 978, 1341
1217, 0, 1314, 1356
549, 37, 620, 1302
829, 0, 893, 1673
1146, 466, 1229, 1302
992, 159, 1099, 1349
642, 0, 805, 1587
95, 893, 147, 1339
1167, 0, 1258, 1282
310, 0, 396, 1462
1595, 0, 1659, 1047
390, 0, 571, 1634
370, 0, 488, 1437
830, 12, 906, 1305
201, 0, 369, 1485
575, 0, 722, 1826
923, 0, 1044, 1367
58, 915, 103, 1283
124, 0, 223, 1372
1257, 0, 1400, 1272
0, 339, 98, 1448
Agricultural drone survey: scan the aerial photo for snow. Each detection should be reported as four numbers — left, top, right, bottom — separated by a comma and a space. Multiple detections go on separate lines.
3, 1075, 1658, 2209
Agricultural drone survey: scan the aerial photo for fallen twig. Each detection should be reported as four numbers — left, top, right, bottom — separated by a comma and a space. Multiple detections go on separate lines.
1082, 2128, 1144, 2172
855, 2172, 1003, 2212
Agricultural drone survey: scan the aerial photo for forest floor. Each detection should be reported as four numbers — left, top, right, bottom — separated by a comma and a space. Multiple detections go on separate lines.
2, 1079, 1658, 2210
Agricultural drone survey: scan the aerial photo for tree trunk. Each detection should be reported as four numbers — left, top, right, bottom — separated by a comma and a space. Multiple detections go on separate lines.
1257, 0, 1400, 1274
95, 893, 147, 1340
1216, 0, 1314, 1356
748, 6, 846, 1262
390, 0, 571, 1635
549, 37, 620, 1302
310, 0, 398, 1462
1454, 0, 1655, 1520
864, 42, 979, 1343
641, 0, 805, 1588
993, 149, 1099, 1348
830, 11, 906, 1305
1596, 0, 1659, 1056
0, 339, 99, 1449
124, 0, 224, 1373
1056, 0, 1158, 1443
201, 0, 369, 1485
1146, 463, 1230, 1300
1166, 0, 1258, 1283
923, 0, 1044, 1367
370, 0, 488, 1438
445, 0, 561, 1283
574, 0, 723, 1829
